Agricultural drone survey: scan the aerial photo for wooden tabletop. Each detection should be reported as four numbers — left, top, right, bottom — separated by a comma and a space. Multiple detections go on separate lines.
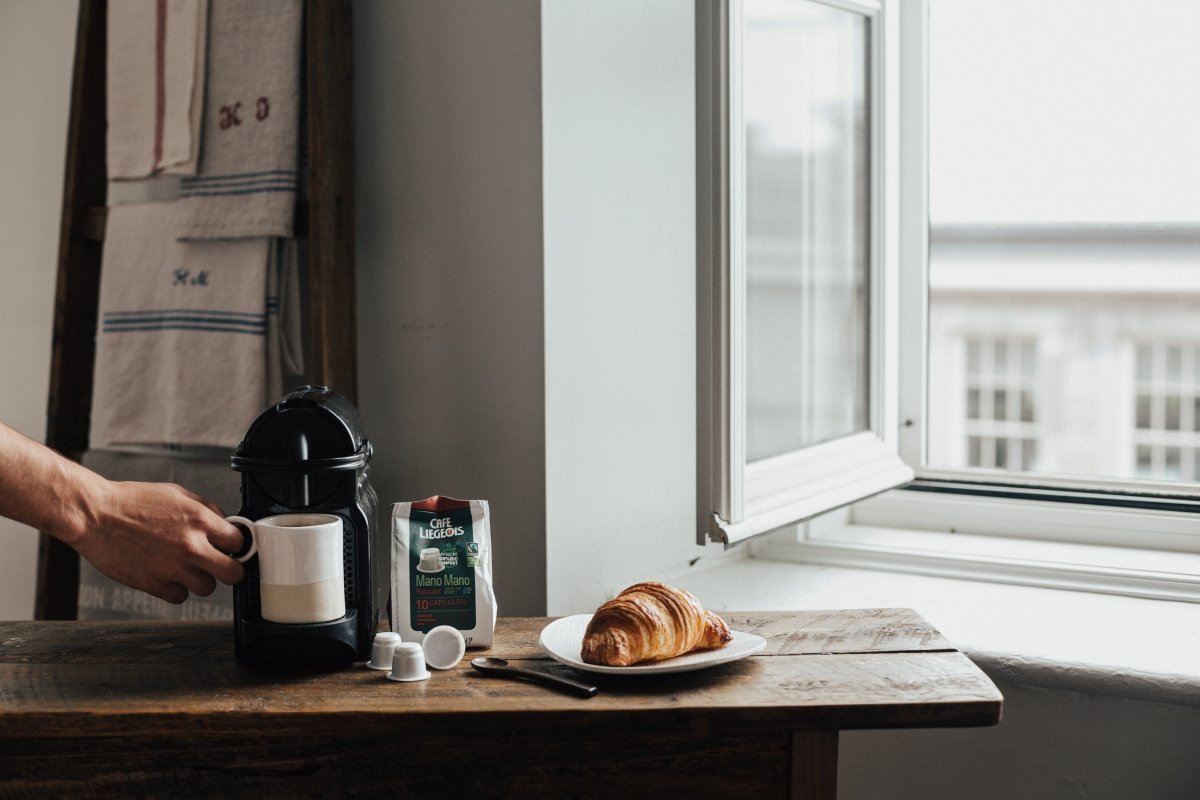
0, 608, 1001, 736
0, 609, 1001, 799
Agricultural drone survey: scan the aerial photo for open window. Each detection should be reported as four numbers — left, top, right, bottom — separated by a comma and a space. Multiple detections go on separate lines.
697, 0, 911, 546
700, 0, 1200, 600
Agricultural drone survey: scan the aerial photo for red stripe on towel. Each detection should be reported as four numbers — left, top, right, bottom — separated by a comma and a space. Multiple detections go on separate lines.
152, 0, 166, 173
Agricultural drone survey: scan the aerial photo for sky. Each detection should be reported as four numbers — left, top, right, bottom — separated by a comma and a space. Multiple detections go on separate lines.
930, 0, 1200, 225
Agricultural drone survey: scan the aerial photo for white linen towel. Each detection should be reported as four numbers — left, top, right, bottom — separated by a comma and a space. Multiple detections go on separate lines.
174, 0, 303, 239
107, 0, 208, 179
90, 202, 300, 449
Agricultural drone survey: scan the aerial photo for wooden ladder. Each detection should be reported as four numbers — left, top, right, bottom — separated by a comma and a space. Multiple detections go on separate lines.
35, 0, 357, 619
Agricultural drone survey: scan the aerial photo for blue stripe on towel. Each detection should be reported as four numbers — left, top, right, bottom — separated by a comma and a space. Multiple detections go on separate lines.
103, 309, 267, 334
104, 317, 265, 330
180, 186, 297, 198
106, 309, 267, 321
180, 180, 297, 192
180, 176, 297, 188
102, 322, 267, 335
181, 169, 298, 183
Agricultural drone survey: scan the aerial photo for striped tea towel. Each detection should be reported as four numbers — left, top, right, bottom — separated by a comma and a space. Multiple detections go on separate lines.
174, 0, 302, 239
107, 0, 208, 179
90, 202, 275, 449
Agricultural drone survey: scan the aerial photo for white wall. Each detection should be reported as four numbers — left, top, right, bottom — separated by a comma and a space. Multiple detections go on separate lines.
0, 0, 77, 620
354, 0, 722, 618
542, 0, 722, 615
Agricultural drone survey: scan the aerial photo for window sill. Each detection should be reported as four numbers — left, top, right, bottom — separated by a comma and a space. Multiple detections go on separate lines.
674, 554, 1200, 708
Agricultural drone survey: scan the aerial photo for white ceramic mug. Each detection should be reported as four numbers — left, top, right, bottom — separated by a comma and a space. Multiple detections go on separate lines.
226, 513, 346, 624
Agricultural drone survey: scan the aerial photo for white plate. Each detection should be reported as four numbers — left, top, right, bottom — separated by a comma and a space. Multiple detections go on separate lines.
539, 614, 767, 675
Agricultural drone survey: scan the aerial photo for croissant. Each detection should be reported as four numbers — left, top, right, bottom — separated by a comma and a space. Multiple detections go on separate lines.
581, 581, 732, 667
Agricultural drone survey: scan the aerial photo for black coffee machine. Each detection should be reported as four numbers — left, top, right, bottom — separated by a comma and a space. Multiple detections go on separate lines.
230, 386, 388, 665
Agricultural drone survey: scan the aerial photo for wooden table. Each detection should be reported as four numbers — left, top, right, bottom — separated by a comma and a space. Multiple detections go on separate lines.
0, 609, 1001, 799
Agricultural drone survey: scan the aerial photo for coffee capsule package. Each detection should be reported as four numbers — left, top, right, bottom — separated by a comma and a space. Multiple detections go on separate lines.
392, 496, 496, 647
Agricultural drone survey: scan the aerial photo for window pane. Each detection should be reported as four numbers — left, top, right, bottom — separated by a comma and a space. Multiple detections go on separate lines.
1019, 390, 1034, 423
992, 389, 1007, 422
1136, 345, 1153, 382
967, 340, 982, 375
1164, 447, 1182, 480
1166, 346, 1184, 382
1164, 395, 1182, 431
967, 435, 982, 467
1135, 395, 1152, 429
743, 2, 869, 462
925, 0, 1200, 487
1135, 445, 1153, 478
1020, 438, 1037, 471
992, 341, 1007, 373
1019, 341, 1035, 378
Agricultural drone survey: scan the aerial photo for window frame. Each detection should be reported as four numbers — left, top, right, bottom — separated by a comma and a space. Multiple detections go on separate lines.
752, 0, 1200, 603
696, 0, 912, 547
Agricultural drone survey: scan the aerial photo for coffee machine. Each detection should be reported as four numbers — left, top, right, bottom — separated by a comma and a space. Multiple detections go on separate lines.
230, 386, 388, 665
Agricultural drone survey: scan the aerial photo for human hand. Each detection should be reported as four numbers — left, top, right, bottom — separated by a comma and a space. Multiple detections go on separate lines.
70, 480, 246, 604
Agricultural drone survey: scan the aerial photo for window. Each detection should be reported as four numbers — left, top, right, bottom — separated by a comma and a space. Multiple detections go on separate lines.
697, 0, 911, 546
699, 0, 1200, 599
1134, 343, 1200, 482
962, 337, 1037, 471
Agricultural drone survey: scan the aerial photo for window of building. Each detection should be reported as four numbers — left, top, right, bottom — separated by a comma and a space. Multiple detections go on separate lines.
963, 337, 1037, 471
1134, 343, 1200, 482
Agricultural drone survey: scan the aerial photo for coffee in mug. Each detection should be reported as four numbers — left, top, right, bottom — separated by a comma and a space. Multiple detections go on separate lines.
226, 513, 346, 624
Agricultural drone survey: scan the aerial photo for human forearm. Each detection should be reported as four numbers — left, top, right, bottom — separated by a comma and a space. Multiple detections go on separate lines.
0, 422, 101, 544
0, 421, 245, 602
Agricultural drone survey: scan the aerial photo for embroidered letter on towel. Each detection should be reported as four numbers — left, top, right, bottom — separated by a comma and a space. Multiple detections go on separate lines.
90, 202, 275, 449
174, 0, 303, 240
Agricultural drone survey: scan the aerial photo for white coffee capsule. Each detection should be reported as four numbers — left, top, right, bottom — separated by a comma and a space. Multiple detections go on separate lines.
366, 631, 402, 670
386, 642, 431, 682
422, 625, 466, 670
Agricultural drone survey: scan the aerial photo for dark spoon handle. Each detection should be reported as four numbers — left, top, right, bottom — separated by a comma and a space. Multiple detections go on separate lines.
474, 663, 598, 698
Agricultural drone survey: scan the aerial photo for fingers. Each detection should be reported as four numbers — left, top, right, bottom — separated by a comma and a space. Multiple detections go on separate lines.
206, 517, 248, 557
179, 567, 218, 598
192, 538, 246, 586
151, 583, 189, 604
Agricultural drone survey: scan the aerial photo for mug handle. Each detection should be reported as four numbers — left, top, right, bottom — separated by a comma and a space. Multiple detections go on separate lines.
224, 516, 259, 563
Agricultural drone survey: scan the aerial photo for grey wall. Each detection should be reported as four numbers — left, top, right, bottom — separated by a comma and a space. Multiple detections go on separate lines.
842, 678, 1200, 800
355, 0, 718, 618
0, 0, 76, 620
354, 1, 547, 615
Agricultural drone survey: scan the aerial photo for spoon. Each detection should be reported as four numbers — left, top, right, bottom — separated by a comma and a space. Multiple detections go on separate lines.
471, 657, 599, 698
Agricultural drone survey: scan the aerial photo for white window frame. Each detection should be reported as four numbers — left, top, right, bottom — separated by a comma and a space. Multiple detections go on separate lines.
745, 0, 1200, 603
696, 0, 912, 548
